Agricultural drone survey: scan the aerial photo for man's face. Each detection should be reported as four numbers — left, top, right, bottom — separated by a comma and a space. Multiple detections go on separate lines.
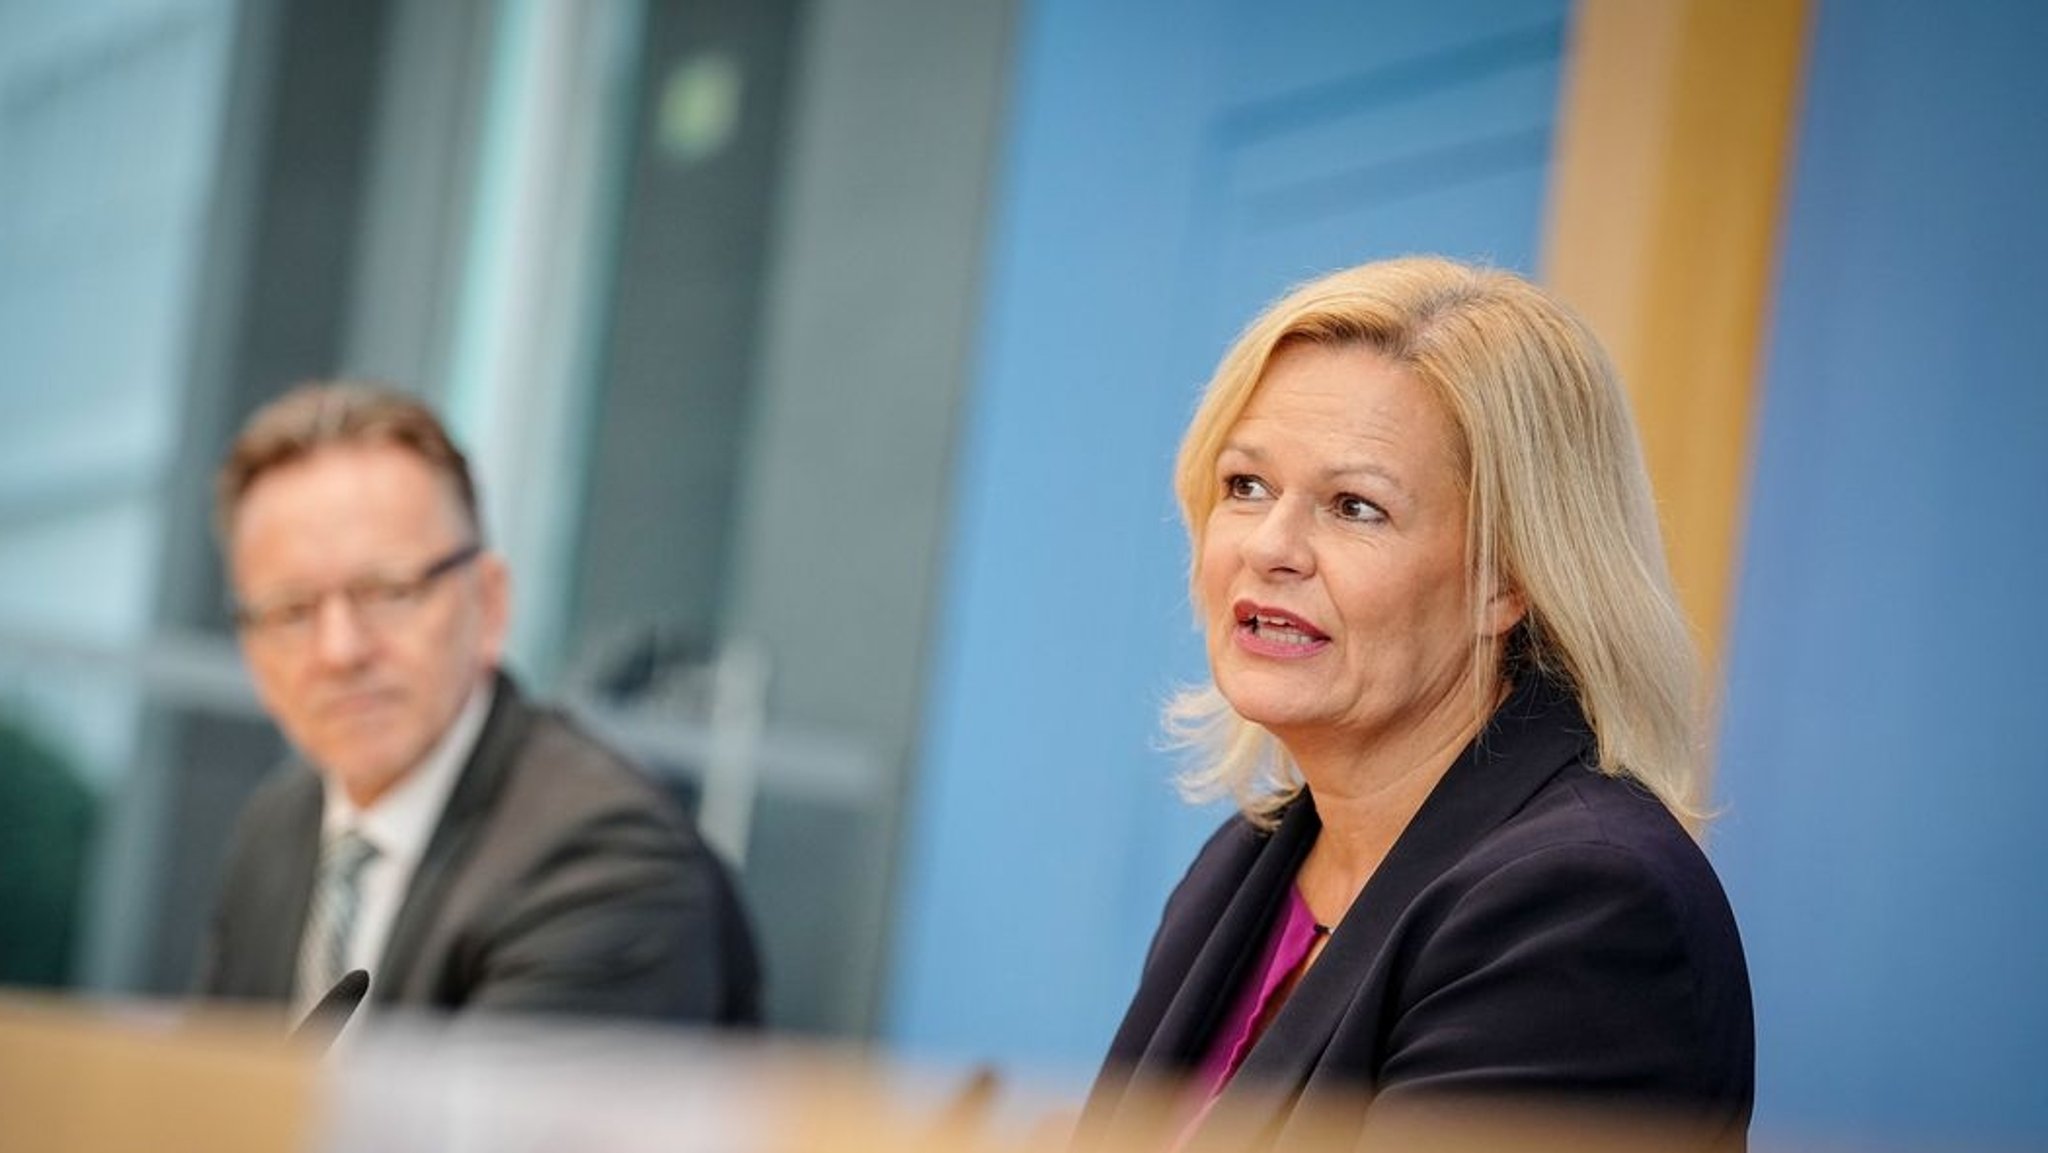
229, 442, 508, 807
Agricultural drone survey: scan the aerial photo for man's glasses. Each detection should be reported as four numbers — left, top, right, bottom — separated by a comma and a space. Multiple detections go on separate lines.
233, 543, 483, 642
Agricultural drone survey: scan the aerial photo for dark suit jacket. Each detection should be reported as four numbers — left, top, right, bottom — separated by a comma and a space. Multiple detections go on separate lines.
1082, 676, 1753, 1150
199, 673, 760, 1026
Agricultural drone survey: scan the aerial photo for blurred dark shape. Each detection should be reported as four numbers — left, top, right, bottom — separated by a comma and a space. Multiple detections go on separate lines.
928, 1064, 1003, 1142
291, 968, 370, 1054
0, 715, 99, 987
584, 623, 718, 710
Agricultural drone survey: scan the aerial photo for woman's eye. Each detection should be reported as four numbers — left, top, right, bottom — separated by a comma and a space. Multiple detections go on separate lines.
1333, 494, 1384, 523
1225, 475, 1270, 500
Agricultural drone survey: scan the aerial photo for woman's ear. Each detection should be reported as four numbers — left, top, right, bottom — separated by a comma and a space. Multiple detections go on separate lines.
1481, 581, 1527, 639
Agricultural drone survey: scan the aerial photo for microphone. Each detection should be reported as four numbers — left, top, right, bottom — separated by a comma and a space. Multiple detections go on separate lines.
291, 969, 370, 1052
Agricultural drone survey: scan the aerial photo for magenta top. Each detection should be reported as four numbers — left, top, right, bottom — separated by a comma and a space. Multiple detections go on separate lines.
1189, 885, 1327, 1105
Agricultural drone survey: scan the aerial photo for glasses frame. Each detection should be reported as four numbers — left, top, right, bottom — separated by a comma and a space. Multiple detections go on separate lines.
231, 542, 484, 639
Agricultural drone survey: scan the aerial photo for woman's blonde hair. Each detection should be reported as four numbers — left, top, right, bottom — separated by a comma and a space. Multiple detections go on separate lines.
1168, 256, 1707, 833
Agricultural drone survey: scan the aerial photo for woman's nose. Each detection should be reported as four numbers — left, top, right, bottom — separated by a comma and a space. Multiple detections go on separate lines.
1240, 497, 1315, 578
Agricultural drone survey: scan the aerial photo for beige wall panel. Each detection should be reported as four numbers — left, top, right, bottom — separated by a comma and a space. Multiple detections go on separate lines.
1545, 0, 1808, 675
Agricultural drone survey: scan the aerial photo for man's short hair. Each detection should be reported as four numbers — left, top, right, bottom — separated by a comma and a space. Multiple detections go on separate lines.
215, 381, 482, 541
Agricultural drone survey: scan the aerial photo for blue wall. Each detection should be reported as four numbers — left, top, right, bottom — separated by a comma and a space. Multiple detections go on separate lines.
1715, 2, 2048, 1148
886, 0, 1568, 1074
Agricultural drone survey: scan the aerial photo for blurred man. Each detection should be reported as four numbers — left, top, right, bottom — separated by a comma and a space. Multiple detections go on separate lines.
198, 382, 758, 1026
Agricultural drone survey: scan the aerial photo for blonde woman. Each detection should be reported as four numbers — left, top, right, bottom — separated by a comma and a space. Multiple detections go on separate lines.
1081, 258, 1752, 1150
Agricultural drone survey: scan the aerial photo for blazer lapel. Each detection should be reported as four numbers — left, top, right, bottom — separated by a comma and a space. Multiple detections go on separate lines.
1222, 676, 1596, 1099
1079, 804, 1316, 1144
1137, 803, 1319, 1071
373, 673, 530, 1003
254, 777, 324, 999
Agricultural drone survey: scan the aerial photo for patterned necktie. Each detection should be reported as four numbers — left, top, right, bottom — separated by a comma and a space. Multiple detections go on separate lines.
297, 828, 379, 1013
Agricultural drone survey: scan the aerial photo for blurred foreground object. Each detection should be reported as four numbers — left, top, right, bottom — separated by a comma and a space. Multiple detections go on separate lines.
0, 994, 1803, 1153
0, 996, 313, 1153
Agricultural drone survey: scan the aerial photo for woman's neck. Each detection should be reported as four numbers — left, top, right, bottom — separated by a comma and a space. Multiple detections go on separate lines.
1286, 676, 1506, 923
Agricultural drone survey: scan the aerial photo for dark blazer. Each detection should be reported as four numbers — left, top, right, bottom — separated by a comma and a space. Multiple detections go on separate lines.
1082, 676, 1753, 1150
199, 672, 760, 1026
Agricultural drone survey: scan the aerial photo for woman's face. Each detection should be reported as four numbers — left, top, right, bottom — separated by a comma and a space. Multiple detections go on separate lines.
1197, 342, 1520, 759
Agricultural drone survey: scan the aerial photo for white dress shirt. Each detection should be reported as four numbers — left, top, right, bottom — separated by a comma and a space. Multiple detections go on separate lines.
312, 678, 494, 1011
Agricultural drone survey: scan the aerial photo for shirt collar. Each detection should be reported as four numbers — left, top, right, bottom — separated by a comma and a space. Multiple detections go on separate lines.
321, 677, 496, 865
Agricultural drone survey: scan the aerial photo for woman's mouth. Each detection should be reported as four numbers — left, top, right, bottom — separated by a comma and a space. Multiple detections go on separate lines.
1232, 602, 1331, 657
